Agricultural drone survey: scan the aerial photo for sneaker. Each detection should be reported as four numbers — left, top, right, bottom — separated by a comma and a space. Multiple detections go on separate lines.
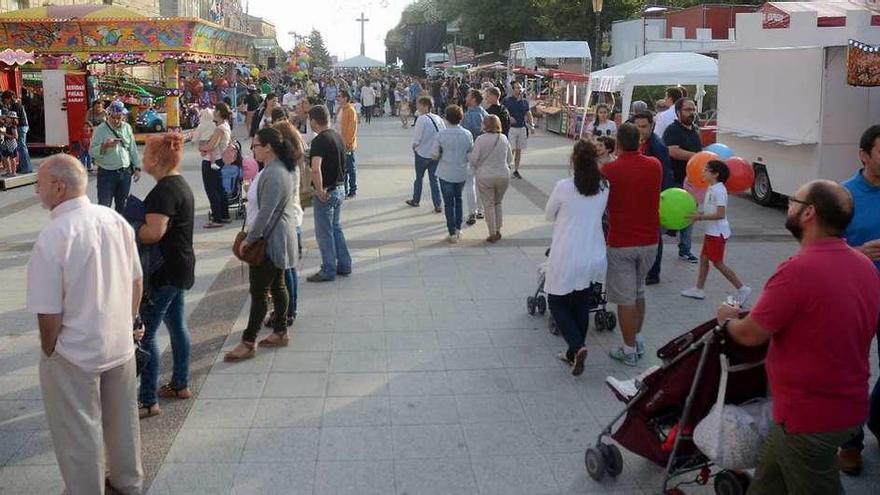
306, 272, 335, 282
679, 253, 699, 263
465, 215, 476, 226
645, 277, 660, 286
475, 212, 484, 220
446, 234, 459, 244
512, 170, 522, 179
681, 287, 706, 300
433, 206, 443, 213
737, 286, 753, 306
838, 448, 863, 476
346, 192, 357, 199
635, 339, 646, 358
609, 346, 639, 367
557, 351, 574, 366
405, 199, 419, 207
572, 347, 588, 376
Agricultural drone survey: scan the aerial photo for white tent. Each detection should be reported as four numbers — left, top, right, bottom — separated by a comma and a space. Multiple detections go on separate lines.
589, 52, 719, 119
334, 55, 386, 68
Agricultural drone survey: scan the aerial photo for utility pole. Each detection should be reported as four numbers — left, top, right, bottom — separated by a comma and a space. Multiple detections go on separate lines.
356, 12, 370, 56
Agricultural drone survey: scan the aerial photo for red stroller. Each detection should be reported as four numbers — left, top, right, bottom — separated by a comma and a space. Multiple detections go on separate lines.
586, 318, 768, 495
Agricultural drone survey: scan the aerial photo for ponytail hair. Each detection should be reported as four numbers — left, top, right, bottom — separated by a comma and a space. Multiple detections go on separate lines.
256, 127, 297, 172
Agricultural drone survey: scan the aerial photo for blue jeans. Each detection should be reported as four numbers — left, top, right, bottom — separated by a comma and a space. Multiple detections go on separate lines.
97, 168, 132, 214
16, 126, 31, 174
412, 153, 441, 208
344, 152, 357, 195
678, 223, 694, 257
314, 189, 352, 279
138, 285, 191, 407
842, 321, 880, 451
327, 100, 336, 118
285, 267, 298, 317
548, 289, 593, 358
79, 151, 92, 171
439, 178, 465, 235
647, 230, 663, 280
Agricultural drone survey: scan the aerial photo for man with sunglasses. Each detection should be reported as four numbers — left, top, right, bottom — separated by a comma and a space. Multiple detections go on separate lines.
717, 180, 880, 495
90, 101, 140, 213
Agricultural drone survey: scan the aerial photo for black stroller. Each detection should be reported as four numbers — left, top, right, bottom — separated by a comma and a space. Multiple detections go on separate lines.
585, 318, 768, 495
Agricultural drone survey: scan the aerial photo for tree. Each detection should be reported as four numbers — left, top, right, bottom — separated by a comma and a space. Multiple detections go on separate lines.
308, 30, 332, 70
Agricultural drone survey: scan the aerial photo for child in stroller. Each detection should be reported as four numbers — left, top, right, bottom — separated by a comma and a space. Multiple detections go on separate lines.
220, 141, 245, 220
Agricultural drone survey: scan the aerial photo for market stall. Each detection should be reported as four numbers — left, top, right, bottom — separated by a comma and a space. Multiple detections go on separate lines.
532, 70, 591, 137
0, 4, 252, 149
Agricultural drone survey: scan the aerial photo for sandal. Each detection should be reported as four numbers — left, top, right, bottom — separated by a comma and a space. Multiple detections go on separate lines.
157, 383, 193, 400
138, 402, 160, 419
258, 332, 290, 348
224, 341, 256, 362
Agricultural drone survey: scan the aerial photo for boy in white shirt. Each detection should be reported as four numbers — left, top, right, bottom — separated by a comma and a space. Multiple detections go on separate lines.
681, 160, 752, 305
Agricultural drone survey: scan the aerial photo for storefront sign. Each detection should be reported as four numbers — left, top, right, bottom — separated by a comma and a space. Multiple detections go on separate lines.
64, 73, 88, 150
762, 4, 790, 29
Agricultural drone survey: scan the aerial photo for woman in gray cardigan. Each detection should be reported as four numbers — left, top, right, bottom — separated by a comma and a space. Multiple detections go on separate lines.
226, 127, 300, 361
468, 115, 512, 243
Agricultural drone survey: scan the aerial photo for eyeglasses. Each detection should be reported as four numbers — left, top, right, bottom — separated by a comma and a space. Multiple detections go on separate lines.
788, 197, 811, 207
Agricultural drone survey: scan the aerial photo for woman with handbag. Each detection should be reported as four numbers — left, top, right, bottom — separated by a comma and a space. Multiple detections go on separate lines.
468, 115, 513, 243
136, 132, 195, 418
226, 127, 299, 361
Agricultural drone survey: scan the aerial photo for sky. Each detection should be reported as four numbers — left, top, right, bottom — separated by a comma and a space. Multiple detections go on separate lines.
247, 0, 414, 62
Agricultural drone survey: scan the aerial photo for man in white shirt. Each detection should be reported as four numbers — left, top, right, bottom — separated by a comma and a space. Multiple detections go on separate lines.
27, 154, 144, 494
406, 95, 446, 212
653, 86, 686, 139
360, 83, 376, 124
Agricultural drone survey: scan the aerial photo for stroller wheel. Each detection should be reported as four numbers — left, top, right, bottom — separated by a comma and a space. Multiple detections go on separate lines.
594, 312, 607, 331
584, 447, 606, 481
599, 443, 623, 478
607, 311, 617, 331
714, 470, 748, 495
536, 296, 547, 315
526, 297, 537, 316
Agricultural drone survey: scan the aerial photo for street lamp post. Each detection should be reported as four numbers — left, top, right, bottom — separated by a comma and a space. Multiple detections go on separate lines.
591, 0, 604, 71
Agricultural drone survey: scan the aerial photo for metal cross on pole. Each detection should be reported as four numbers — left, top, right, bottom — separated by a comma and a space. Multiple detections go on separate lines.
356, 12, 370, 56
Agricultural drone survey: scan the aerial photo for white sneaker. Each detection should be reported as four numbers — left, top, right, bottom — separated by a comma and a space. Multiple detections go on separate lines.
446, 234, 458, 244
737, 286, 753, 306
681, 287, 706, 300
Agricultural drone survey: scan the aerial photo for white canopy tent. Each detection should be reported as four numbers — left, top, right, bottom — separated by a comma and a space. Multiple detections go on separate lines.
334, 55, 386, 68
589, 52, 719, 120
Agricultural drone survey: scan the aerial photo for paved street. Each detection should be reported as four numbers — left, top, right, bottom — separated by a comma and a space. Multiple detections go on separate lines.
1, 117, 878, 495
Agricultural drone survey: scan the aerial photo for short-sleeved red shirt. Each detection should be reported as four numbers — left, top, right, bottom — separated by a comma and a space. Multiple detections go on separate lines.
749, 238, 880, 433
604, 151, 662, 248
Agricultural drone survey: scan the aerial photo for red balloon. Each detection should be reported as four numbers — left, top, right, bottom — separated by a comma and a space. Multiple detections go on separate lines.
216, 78, 229, 89
725, 156, 755, 194
686, 151, 718, 189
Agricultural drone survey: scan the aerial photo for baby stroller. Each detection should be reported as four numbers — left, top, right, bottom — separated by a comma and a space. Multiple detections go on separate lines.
221, 163, 244, 220
586, 318, 768, 495
526, 248, 617, 333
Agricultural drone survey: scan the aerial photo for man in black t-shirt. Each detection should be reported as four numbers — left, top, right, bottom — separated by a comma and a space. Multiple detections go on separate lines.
662, 97, 702, 263
137, 137, 196, 416
484, 87, 510, 136
306, 105, 352, 282
243, 86, 262, 133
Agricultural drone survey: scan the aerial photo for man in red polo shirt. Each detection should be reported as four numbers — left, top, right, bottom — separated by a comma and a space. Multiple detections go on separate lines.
604, 123, 662, 366
717, 180, 880, 495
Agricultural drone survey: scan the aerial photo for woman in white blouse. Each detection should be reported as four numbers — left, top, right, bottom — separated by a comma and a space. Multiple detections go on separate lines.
468, 115, 512, 243
544, 139, 609, 376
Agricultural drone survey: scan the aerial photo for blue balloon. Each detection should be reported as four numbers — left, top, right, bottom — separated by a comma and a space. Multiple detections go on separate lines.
705, 143, 733, 160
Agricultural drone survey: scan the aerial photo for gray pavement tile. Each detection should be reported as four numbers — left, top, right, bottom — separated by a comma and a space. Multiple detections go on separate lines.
149, 462, 238, 495
198, 373, 267, 399
335, 314, 385, 333
0, 375, 42, 400
455, 394, 527, 424
182, 399, 258, 429
0, 351, 39, 376
293, 316, 336, 333
0, 429, 34, 466
519, 391, 593, 426
547, 452, 642, 495
442, 347, 504, 370
166, 428, 249, 463
313, 460, 394, 495
252, 398, 324, 428
532, 422, 599, 454
389, 395, 460, 426
271, 351, 332, 373
436, 330, 492, 348
241, 427, 320, 463
287, 332, 333, 352
432, 312, 485, 331
445, 369, 514, 395
332, 332, 385, 351
387, 349, 444, 371
0, 400, 47, 430
386, 371, 453, 396
318, 426, 393, 461
499, 345, 561, 368
263, 373, 327, 398
5, 429, 55, 466
326, 372, 388, 397
0, 465, 66, 494
322, 396, 391, 426
210, 350, 275, 374
393, 457, 479, 495
506, 367, 580, 394
471, 455, 560, 495
488, 328, 558, 348
384, 331, 438, 350
391, 424, 468, 459
231, 462, 316, 495
463, 421, 542, 457
330, 350, 388, 373
382, 312, 434, 332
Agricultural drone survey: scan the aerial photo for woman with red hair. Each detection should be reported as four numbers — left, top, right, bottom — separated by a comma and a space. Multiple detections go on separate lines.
135, 132, 195, 418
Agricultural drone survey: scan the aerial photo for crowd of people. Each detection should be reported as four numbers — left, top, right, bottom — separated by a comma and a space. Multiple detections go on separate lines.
0, 90, 33, 177
19, 68, 880, 495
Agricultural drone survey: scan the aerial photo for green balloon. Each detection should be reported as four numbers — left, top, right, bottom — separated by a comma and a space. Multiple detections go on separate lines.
660, 188, 697, 230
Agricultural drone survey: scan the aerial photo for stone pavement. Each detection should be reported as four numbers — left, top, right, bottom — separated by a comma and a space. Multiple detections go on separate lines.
0, 118, 878, 495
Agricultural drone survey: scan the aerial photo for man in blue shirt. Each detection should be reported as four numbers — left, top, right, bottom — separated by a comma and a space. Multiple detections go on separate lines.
461, 89, 488, 224
838, 125, 880, 476
409, 79, 423, 126
502, 81, 533, 179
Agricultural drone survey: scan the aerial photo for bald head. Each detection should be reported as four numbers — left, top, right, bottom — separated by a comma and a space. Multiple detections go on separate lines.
799, 179, 854, 237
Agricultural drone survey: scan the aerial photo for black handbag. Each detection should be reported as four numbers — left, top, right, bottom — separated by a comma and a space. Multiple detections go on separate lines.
133, 315, 150, 376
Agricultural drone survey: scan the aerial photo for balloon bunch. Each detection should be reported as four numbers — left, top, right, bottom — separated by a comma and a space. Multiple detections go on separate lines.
660, 143, 755, 230
288, 42, 311, 79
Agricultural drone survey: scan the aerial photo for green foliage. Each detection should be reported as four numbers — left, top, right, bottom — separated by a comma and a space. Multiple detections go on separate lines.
308, 30, 332, 70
